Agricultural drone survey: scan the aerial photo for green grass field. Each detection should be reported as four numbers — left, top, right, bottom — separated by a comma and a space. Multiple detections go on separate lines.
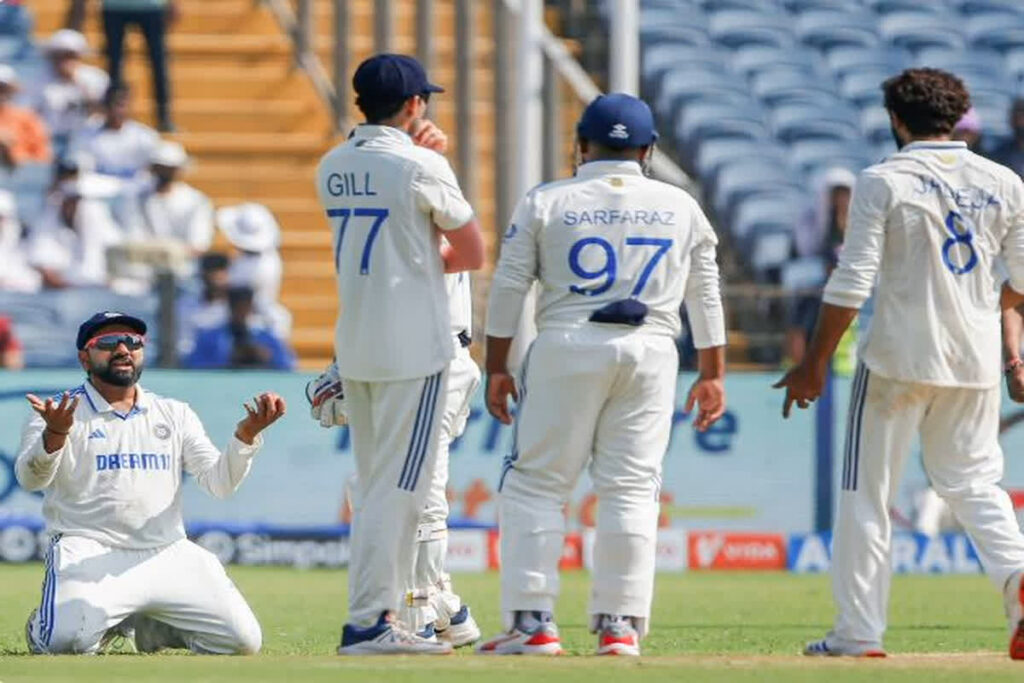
1, 564, 1023, 682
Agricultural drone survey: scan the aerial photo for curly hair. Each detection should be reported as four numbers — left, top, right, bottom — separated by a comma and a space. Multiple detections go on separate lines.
882, 68, 971, 137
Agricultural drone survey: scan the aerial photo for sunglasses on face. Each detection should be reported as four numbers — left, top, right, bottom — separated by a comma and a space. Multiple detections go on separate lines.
84, 333, 145, 351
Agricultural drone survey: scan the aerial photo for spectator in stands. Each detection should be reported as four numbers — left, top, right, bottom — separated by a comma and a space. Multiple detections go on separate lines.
786, 167, 855, 365
27, 30, 109, 160
952, 107, 983, 154
134, 140, 214, 254
26, 178, 123, 289
990, 98, 1024, 178
0, 65, 52, 169
176, 251, 230, 356
183, 286, 295, 371
0, 315, 23, 369
99, 0, 178, 132
218, 203, 292, 339
0, 189, 41, 293
70, 83, 158, 187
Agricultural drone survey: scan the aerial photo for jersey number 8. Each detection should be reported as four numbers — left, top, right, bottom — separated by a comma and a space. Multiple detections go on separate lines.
941, 210, 978, 276
568, 236, 673, 297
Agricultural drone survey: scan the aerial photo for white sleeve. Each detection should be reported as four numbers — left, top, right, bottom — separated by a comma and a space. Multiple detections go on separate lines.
1002, 174, 1024, 295
485, 192, 541, 338
179, 404, 263, 499
14, 413, 66, 492
411, 155, 474, 230
187, 193, 215, 252
683, 206, 726, 349
822, 171, 891, 310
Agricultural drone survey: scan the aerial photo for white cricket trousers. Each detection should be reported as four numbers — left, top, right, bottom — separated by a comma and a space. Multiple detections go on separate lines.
344, 367, 449, 626
26, 535, 261, 654
498, 327, 678, 634
831, 364, 1024, 647
404, 348, 480, 626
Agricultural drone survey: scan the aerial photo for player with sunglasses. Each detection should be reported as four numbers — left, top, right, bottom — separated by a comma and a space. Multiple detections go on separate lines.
16, 311, 286, 655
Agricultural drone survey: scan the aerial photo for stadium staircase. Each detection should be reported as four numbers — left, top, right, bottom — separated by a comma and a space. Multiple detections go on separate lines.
32, 0, 509, 370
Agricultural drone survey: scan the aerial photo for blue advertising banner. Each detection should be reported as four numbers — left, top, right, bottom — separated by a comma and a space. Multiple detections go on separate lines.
0, 370, 818, 533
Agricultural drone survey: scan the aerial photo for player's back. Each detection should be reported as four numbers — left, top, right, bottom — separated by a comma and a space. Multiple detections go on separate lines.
528, 160, 711, 339
316, 125, 455, 382
840, 140, 1024, 386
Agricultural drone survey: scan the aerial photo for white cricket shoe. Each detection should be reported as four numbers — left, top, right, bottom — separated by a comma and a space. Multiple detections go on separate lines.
337, 611, 453, 656
803, 636, 886, 658
595, 615, 640, 656
476, 622, 564, 655
1003, 570, 1024, 660
436, 605, 481, 648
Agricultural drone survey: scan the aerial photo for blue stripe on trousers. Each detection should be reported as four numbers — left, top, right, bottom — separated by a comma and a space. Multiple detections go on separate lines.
843, 364, 869, 491
406, 373, 442, 491
41, 534, 60, 647
849, 366, 870, 492
399, 374, 436, 490
841, 365, 863, 491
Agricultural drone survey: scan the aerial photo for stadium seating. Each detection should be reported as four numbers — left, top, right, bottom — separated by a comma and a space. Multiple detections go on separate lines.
638, 0, 1024, 282
0, 289, 159, 367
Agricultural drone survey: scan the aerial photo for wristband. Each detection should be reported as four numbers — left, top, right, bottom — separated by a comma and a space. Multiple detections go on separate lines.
44, 426, 70, 436
1006, 358, 1023, 375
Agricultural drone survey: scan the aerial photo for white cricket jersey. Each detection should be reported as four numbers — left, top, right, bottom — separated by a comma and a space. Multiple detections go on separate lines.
315, 125, 475, 381
27, 64, 109, 141
824, 140, 1024, 388
486, 160, 726, 347
15, 381, 262, 549
139, 182, 215, 252
71, 119, 159, 181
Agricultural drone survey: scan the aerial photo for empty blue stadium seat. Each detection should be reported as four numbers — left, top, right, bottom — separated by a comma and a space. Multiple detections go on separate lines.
708, 10, 795, 48
732, 193, 806, 242
796, 11, 881, 50
858, 107, 896, 146
752, 69, 844, 108
1004, 47, 1024, 80
880, 13, 967, 51
838, 69, 892, 108
949, 0, 1024, 15
656, 67, 749, 117
675, 102, 771, 150
825, 46, 911, 79
712, 160, 803, 216
731, 45, 825, 78
864, 0, 952, 15
784, 0, 854, 12
966, 13, 1024, 51
698, 0, 784, 11
695, 138, 790, 182
643, 43, 731, 87
641, 7, 709, 31
771, 104, 860, 143
787, 139, 872, 174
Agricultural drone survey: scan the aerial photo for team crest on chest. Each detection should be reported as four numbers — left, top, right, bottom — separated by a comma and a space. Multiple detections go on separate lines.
153, 423, 171, 440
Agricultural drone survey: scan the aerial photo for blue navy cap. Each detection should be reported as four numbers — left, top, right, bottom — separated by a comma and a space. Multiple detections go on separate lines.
353, 53, 444, 105
576, 93, 658, 149
76, 311, 147, 350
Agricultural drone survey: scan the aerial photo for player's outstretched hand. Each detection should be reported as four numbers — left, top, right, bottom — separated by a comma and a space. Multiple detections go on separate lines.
411, 119, 448, 153
772, 362, 826, 419
685, 378, 726, 432
486, 372, 518, 425
1008, 362, 1024, 403
26, 392, 79, 435
236, 392, 287, 444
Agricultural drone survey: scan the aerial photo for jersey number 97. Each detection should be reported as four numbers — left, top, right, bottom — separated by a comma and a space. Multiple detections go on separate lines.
568, 236, 673, 297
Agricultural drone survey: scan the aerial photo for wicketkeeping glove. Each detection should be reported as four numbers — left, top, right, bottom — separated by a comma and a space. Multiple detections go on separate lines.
306, 361, 347, 427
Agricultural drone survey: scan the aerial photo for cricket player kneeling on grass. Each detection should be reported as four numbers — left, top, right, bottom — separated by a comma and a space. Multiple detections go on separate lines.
479, 93, 727, 656
18, 311, 285, 655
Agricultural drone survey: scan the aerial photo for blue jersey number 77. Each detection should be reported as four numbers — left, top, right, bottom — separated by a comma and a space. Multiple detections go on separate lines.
327, 207, 390, 275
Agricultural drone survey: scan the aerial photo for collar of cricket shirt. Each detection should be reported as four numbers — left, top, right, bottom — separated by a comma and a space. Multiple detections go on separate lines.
575, 159, 644, 178
903, 140, 967, 152
351, 124, 413, 146
82, 380, 149, 420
